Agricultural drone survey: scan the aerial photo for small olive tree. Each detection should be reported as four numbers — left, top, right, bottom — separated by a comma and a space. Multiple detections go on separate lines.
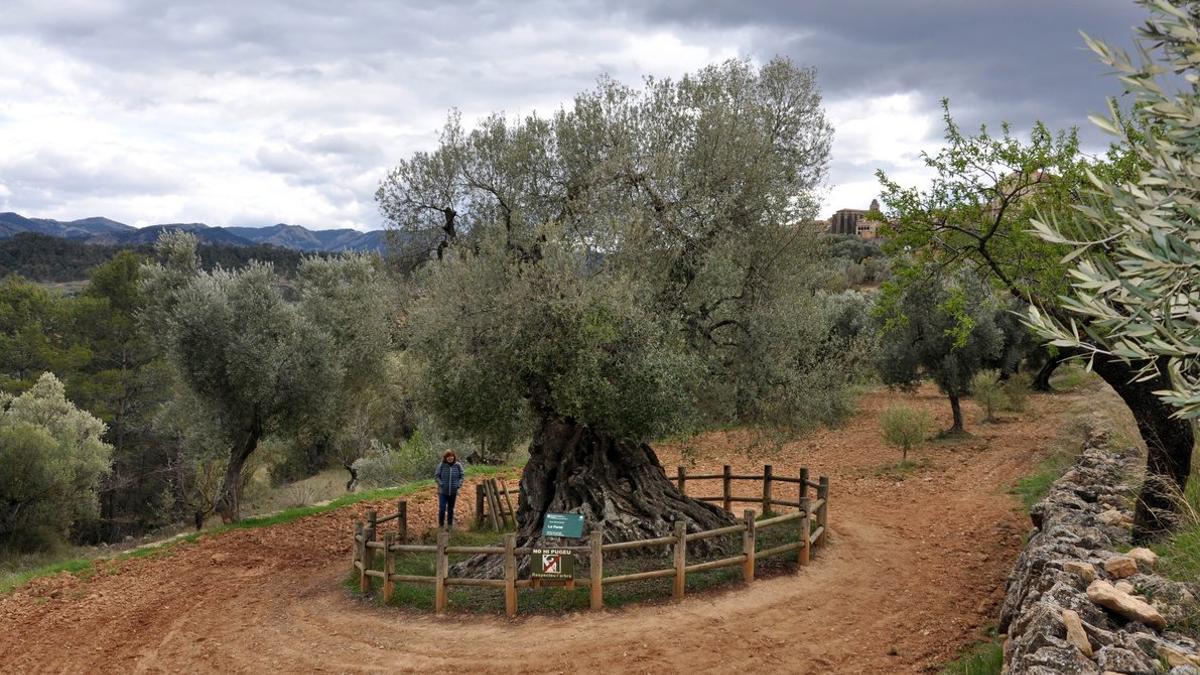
142, 234, 393, 522
970, 369, 1007, 423
879, 405, 931, 462
875, 272, 1006, 435
0, 373, 112, 550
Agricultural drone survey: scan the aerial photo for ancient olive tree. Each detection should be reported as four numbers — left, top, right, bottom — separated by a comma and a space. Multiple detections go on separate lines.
1028, 0, 1200, 532
378, 58, 857, 555
142, 234, 393, 521
0, 373, 112, 550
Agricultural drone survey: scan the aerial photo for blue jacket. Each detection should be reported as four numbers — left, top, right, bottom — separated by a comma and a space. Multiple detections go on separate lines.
435, 461, 464, 495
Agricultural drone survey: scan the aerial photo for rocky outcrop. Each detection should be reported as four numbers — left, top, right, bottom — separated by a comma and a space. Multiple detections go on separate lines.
1000, 436, 1200, 674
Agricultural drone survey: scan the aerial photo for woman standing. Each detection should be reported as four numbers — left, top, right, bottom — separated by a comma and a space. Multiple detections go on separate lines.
434, 450, 465, 530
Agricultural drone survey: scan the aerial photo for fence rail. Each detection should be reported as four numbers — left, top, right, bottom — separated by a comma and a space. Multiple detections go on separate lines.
352, 464, 830, 617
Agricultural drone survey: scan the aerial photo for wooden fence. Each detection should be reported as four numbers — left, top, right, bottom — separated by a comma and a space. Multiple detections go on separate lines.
352, 464, 829, 617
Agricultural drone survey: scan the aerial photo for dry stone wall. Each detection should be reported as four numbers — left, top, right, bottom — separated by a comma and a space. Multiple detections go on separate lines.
1000, 434, 1200, 674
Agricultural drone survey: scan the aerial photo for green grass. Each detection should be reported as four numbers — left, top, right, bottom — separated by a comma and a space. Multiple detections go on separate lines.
352, 512, 810, 616
1011, 445, 1079, 513
1150, 465, 1200, 637
0, 465, 512, 596
873, 458, 931, 479
941, 637, 1003, 675
1049, 362, 1094, 392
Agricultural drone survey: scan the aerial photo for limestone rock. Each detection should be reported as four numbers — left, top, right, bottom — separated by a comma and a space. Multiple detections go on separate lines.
1063, 560, 1097, 583
1097, 509, 1127, 526
1087, 580, 1167, 631
1159, 643, 1200, 669
1126, 547, 1158, 571
1095, 645, 1155, 674
1114, 580, 1135, 595
1104, 555, 1138, 579
1061, 609, 1093, 657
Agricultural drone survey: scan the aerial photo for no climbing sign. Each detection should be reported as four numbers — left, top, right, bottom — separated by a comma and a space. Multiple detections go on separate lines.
531, 547, 575, 579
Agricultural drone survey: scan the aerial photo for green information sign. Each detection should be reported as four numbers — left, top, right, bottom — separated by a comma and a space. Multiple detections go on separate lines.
541, 512, 585, 539
531, 548, 575, 579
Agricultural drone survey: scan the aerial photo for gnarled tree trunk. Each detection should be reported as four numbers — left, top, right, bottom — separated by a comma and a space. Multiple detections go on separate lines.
1090, 357, 1193, 542
1032, 349, 1064, 392
214, 421, 262, 523
455, 417, 735, 578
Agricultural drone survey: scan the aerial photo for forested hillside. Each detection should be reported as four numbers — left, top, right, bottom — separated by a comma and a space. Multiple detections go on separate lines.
0, 233, 332, 283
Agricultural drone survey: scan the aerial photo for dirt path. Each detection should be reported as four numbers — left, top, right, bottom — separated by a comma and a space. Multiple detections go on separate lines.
0, 385, 1082, 674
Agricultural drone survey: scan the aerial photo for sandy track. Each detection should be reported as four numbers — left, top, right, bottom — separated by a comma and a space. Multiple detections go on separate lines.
0, 386, 1076, 674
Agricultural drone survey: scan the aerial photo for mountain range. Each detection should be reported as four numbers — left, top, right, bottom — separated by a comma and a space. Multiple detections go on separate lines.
0, 212, 388, 252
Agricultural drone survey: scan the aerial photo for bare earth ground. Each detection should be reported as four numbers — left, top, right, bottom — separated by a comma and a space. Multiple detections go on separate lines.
0, 385, 1088, 674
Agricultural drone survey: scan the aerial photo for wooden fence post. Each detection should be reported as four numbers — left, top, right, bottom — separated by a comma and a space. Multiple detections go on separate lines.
474, 483, 485, 528
673, 521, 686, 599
363, 512, 376, 592
382, 532, 395, 603
354, 520, 364, 588
761, 464, 773, 516
742, 509, 756, 583
435, 530, 449, 614
357, 522, 370, 593
367, 509, 378, 541
397, 500, 408, 541
677, 465, 686, 494
503, 533, 517, 618
589, 530, 604, 610
722, 465, 732, 513
798, 469, 811, 567
817, 476, 830, 548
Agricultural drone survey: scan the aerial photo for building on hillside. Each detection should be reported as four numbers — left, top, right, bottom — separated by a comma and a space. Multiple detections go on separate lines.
827, 199, 884, 239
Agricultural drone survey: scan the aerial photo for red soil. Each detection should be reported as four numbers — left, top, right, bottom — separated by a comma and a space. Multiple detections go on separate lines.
0, 385, 1080, 673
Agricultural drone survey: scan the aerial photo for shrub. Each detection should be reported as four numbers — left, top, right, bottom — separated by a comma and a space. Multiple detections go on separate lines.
0, 373, 113, 551
970, 370, 1007, 423
1001, 373, 1032, 412
353, 431, 450, 489
880, 405, 932, 462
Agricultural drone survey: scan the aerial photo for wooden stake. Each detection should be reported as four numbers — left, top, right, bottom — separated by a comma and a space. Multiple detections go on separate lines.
742, 509, 756, 583
363, 511, 376, 591
503, 533, 517, 618
677, 465, 686, 494
817, 476, 830, 548
798, 469, 811, 567
500, 481, 517, 528
761, 464, 773, 516
397, 500, 408, 541
722, 465, 732, 513
673, 521, 686, 599
589, 530, 604, 610
486, 480, 502, 532
474, 483, 485, 528
354, 520, 365, 589
434, 530, 449, 615
382, 532, 395, 603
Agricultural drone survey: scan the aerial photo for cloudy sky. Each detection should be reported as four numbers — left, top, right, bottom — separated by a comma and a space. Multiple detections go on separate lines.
0, 1, 1147, 231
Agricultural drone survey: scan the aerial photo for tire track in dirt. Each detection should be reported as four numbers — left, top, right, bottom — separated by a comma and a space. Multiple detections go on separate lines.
0, 385, 1082, 674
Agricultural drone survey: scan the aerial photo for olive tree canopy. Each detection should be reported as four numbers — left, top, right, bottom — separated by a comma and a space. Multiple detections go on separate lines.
378, 58, 862, 562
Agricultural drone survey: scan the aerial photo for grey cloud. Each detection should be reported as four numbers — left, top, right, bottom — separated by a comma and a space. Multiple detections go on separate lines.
617, 0, 1145, 138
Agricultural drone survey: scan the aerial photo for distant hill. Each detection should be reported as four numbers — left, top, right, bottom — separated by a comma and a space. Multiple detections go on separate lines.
0, 232, 335, 283
0, 212, 388, 252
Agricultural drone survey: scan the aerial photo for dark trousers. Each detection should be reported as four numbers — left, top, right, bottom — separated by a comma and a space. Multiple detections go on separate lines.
438, 491, 458, 527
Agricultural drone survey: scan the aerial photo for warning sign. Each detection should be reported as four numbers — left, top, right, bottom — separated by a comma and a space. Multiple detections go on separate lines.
531, 547, 575, 579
